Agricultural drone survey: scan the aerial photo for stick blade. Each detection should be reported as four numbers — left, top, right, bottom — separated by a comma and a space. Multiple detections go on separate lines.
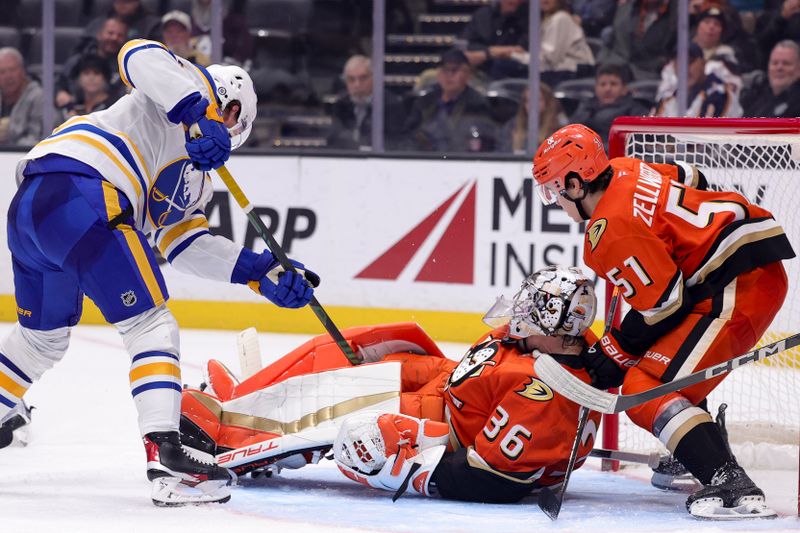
537, 487, 562, 521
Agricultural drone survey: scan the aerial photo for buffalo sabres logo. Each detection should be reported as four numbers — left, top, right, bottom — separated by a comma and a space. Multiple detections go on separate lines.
121, 290, 137, 307
449, 341, 498, 387
587, 218, 608, 251
516, 377, 553, 402
148, 159, 206, 228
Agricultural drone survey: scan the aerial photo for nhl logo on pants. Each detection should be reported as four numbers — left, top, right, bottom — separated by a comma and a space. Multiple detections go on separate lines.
121, 290, 137, 307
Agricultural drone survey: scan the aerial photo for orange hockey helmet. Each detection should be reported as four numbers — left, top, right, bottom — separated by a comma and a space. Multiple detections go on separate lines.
532, 124, 610, 205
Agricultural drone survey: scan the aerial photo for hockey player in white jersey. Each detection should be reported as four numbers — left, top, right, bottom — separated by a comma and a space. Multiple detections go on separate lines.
0, 39, 319, 506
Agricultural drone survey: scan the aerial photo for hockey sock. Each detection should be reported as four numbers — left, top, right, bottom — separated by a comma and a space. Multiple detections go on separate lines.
0, 325, 70, 419
671, 418, 735, 485
0, 351, 31, 421
117, 306, 183, 435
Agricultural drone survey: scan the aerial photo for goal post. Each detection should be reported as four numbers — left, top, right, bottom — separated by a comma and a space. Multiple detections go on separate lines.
605, 117, 800, 515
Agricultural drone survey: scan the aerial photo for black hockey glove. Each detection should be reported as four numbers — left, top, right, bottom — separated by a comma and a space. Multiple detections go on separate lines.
580, 332, 641, 390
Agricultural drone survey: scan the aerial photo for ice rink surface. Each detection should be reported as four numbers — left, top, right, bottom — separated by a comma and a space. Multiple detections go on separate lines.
1, 323, 797, 533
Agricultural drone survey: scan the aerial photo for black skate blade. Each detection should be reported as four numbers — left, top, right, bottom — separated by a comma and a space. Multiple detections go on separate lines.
537, 487, 562, 520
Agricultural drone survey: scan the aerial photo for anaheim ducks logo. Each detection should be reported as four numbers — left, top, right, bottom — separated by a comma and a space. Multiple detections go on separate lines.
449, 341, 499, 387
516, 377, 554, 402
587, 218, 608, 251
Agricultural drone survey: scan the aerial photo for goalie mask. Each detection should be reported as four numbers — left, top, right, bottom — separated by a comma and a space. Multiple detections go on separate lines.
207, 64, 257, 149
483, 266, 597, 339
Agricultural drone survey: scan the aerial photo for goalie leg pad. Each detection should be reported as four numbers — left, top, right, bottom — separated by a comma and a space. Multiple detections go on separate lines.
115, 305, 182, 436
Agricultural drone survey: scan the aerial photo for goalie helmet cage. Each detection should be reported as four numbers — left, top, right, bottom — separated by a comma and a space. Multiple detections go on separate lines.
604, 117, 800, 517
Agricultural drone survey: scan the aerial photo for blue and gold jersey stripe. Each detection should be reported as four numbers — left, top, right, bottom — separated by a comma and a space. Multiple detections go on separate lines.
118, 39, 175, 89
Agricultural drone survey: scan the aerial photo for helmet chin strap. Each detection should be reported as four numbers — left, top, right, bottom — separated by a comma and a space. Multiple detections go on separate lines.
559, 176, 592, 221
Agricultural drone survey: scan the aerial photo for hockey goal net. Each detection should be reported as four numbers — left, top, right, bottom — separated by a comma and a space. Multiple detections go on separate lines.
604, 117, 800, 488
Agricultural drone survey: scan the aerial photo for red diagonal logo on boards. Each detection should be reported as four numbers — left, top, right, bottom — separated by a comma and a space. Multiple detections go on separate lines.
416, 182, 476, 283
356, 182, 475, 284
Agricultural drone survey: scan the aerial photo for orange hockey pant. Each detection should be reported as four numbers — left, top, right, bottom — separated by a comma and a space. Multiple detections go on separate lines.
623, 261, 788, 433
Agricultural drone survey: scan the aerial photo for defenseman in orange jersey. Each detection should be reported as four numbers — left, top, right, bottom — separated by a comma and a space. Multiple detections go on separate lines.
334, 266, 601, 503
531, 124, 795, 519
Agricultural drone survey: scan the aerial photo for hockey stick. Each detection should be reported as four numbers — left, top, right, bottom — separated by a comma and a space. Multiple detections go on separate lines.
537, 287, 621, 520
589, 447, 663, 468
535, 332, 800, 415
215, 165, 360, 365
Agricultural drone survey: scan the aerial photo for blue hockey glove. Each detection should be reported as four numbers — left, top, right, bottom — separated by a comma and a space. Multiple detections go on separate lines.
247, 252, 320, 309
181, 97, 231, 171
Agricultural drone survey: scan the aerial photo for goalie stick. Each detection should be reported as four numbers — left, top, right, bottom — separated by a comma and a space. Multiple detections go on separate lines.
534, 332, 800, 414
538, 287, 621, 520
214, 165, 360, 365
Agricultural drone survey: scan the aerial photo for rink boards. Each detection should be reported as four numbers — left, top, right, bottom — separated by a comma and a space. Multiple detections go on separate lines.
0, 151, 599, 341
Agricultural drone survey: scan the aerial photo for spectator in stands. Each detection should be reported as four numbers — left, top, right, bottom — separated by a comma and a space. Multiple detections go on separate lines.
539, 0, 596, 86
693, 4, 738, 63
741, 39, 800, 116
56, 17, 128, 115
570, 64, 649, 147
161, 11, 210, 67
498, 83, 567, 154
570, 0, 617, 37
326, 55, 405, 150
690, 0, 761, 73
598, 0, 678, 80
86, 0, 160, 41
482, 0, 595, 86
190, 0, 253, 67
755, 0, 800, 66
403, 49, 499, 153
461, 0, 529, 80
0, 47, 43, 147
57, 55, 114, 124
653, 42, 743, 117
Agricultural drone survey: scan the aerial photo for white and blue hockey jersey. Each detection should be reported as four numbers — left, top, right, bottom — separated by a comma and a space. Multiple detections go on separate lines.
16, 39, 249, 284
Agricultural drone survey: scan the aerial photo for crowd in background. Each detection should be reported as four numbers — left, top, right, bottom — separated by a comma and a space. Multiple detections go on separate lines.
0, 0, 799, 152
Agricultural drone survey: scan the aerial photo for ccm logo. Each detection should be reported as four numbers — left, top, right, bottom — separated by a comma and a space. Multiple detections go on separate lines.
218, 440, 278, 465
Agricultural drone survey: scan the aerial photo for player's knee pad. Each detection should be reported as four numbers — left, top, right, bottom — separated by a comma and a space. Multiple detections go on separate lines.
0, 323, 70, 380
115, 304, 180, 358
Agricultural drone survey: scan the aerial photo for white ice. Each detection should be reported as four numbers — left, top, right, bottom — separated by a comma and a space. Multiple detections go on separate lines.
1, 323, 797, 533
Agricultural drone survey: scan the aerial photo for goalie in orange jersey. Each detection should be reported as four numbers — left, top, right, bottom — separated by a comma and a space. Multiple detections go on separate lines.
532, 123, 795, 519
179, 266, 602, 503
333, 266, 600, 503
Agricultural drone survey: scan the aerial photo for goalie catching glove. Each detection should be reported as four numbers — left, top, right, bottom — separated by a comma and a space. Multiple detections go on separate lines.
333, 412, 449, 499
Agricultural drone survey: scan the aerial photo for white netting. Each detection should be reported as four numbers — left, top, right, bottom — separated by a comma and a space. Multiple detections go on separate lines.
619, 128, 800, 469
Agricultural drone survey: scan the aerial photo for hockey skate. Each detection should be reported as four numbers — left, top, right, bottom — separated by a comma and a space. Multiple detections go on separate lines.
0, 401, 33, 449
686, 461, 777, 520
144, 431, 233, 506
650, 454, 700, 492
